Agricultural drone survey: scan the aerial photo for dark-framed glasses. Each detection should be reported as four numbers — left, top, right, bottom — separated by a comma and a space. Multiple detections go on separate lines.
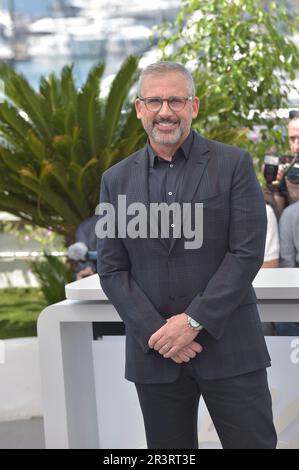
138, 96, 194, 112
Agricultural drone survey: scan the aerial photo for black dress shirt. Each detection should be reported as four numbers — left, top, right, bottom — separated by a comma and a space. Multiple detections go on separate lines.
147, 130, 194, 242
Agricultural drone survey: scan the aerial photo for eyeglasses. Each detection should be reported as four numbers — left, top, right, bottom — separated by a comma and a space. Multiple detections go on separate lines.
138, 96, 194, 112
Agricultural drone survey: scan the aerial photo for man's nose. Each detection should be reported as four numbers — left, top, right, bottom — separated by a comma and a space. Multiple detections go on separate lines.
158, 100, 173, 116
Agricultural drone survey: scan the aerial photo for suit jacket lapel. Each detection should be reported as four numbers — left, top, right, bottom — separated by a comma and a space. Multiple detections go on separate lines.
132, 148, 150, 207
169, 133, 211, 253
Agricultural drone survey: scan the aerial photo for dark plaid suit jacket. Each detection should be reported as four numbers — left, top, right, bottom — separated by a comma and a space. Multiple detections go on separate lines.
97, 131, 271, 383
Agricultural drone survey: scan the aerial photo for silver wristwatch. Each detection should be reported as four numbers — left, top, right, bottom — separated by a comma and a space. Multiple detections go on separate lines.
187, 315, 203, 331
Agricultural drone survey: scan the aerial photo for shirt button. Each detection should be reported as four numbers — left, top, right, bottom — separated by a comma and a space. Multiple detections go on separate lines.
169, 164, 174, 168
171, 223, 175, 228
168, 191, 173, 196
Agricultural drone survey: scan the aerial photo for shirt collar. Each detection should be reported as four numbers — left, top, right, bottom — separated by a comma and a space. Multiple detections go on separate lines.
147, 130, 194, 168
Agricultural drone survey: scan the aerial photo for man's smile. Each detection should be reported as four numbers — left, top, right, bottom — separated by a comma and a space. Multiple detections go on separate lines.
154, 121, 179, 132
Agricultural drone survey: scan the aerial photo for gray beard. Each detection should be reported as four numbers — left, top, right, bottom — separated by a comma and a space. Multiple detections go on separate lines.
149, 123, 185, 145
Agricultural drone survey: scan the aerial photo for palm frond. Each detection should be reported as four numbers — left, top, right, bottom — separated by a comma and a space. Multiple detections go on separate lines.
0, 64, 52, 143
0, 59, 143, 242
0, 102, 32, 140
101, 55, 139, 147
77, 62, 104, 157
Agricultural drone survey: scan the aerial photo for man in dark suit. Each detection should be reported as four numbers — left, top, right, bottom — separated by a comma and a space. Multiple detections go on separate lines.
97, 62, 277, 449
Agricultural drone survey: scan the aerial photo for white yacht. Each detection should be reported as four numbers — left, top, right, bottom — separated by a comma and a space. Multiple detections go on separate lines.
28, 15, 107, 58
18, 0, 181, 69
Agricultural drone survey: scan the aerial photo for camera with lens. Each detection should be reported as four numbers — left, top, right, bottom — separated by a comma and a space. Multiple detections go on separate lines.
263, 153, 299, 204
263, 154, 280, 185
263, 154, 298, 185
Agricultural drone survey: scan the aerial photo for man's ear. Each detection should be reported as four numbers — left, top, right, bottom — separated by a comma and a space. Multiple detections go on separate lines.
192, 97, 200, 119
135, 98, 142, 119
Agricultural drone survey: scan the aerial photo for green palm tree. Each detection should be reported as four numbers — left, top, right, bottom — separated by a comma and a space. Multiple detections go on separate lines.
0, 56, 144, 243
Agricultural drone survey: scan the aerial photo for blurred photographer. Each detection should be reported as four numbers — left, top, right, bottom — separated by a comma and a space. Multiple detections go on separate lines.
263, 111, 299, 335
265, 111, 299, 217
68, 215, 98, 280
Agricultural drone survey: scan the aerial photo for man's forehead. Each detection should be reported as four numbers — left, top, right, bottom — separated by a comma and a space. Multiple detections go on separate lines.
141, 72, 189, 93
289, 120, 299, 135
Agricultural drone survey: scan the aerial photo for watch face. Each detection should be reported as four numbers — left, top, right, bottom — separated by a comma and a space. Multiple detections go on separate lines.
188, 316, 200, 328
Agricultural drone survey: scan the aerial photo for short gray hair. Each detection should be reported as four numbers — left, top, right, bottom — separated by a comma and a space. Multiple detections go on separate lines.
137, 61, 195, 97
289, 110, 299, 121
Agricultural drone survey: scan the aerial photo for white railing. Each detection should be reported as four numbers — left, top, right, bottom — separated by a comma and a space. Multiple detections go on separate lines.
0, 251, 66, 261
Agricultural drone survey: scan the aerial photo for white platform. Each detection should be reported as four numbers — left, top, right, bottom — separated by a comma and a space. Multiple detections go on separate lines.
65, 268, 299, 301
38, 268, 299, 448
